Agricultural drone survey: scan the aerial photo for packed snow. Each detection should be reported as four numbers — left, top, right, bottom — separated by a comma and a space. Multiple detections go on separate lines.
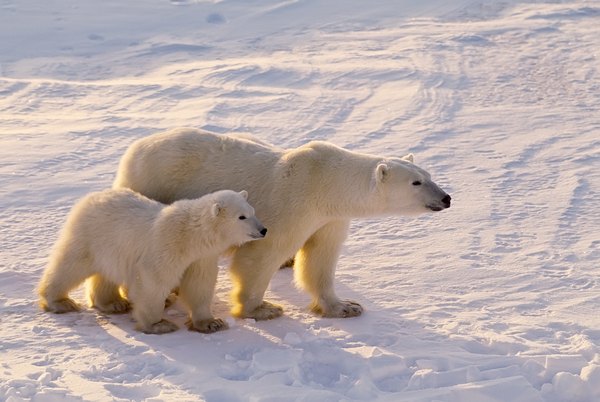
1, 0, 599, 401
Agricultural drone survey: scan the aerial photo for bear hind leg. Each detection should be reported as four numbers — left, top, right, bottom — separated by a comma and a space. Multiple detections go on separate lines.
38, 246, 91, 313
86, 274, 130, 314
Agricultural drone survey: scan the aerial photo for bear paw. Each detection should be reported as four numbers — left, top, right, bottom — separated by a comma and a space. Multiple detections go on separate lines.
187, 317, 229, 333
245, 301, 284, 321
313, 300, 363, 318
141, 319, 178, 334
94, 299, 131, 314
42, 297, 81, 313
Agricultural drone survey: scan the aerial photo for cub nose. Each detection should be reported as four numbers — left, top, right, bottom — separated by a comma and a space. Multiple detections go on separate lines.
442, 194, 451, 208
260, 228, 268, 237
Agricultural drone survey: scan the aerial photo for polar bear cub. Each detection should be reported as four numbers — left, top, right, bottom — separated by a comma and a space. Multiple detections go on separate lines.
38, 188, 266, 334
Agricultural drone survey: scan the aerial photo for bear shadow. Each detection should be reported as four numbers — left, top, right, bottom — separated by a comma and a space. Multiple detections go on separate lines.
33, 265, 546, 400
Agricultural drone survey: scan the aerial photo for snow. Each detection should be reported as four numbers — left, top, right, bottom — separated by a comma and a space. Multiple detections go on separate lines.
1, 0, 599, 400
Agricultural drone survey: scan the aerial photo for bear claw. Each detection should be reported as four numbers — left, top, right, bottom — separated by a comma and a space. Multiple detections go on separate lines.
187, 318, 229, 333
247, 301, 284, 321
313, 300, 363, 318
142, 319, 178, 334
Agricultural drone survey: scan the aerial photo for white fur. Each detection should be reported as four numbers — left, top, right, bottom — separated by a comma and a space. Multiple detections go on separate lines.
38, 188, 265, 334
113, 128, 451, 320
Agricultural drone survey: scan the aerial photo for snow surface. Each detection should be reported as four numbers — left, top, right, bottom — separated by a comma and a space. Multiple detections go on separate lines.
1, 0, 599, 401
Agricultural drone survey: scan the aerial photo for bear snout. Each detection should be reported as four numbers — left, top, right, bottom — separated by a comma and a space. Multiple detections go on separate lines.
426, 193, 451, 212
250, 226, 268, 239
442, 194, 451, 208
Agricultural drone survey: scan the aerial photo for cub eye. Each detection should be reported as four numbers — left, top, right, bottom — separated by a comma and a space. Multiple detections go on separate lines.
412, 181, 422, 186
239, 216, 247, 220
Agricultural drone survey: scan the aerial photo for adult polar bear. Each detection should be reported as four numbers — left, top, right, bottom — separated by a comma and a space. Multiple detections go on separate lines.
113, 128, 451, 326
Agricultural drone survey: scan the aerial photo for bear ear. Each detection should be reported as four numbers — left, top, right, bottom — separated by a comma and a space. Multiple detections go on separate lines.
211, 203, 222, 217
375, 163, 389, 183
402, 153, 414, 163
239, 190, 248, 200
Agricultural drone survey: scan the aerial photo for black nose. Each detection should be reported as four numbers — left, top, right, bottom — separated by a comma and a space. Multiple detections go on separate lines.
442, 194, 451, 208
260, 228, 268, 237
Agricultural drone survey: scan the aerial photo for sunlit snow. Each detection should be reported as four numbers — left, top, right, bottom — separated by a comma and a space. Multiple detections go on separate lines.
1, 0, 599, 401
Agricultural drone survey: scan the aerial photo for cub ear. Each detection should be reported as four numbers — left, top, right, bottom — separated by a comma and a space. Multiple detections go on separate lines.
239, 190, 248, 200
375, 163, 389, 183
211, 203, 222, 217
402, 153, 414, 163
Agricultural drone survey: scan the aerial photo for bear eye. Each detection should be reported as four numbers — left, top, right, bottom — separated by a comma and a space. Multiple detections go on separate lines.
412, 181, 422, 186
239, 216, 247, 220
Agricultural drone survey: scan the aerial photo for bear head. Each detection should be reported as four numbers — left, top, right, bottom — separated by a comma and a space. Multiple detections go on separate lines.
374, 154, 451, 215
210, 190, 267, 245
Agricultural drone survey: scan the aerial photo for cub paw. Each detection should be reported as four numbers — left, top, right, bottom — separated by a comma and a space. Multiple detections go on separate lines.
95, 299, 131, 314
42, 297, 81, 313
187, 318, 229, 333
312, 300, 363, 318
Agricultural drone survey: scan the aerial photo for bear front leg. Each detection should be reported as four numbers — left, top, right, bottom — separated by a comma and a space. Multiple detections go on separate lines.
229, 243, 284, 320
179, 257, 229, 333
295, 220, 363, 318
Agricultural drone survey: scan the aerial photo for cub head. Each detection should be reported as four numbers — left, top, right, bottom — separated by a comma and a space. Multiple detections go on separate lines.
210, 190, 267, 245
373, 153, 451, 215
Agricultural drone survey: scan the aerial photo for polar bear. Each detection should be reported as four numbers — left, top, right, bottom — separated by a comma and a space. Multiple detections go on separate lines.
38, 188, 266, 334
112, 128, 451, 322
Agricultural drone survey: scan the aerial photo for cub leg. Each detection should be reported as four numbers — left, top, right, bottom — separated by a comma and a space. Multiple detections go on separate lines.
295, 220, 362, 318
86, 274, 130, 314
179, 256, 229, 333
38, 244, 91, 313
